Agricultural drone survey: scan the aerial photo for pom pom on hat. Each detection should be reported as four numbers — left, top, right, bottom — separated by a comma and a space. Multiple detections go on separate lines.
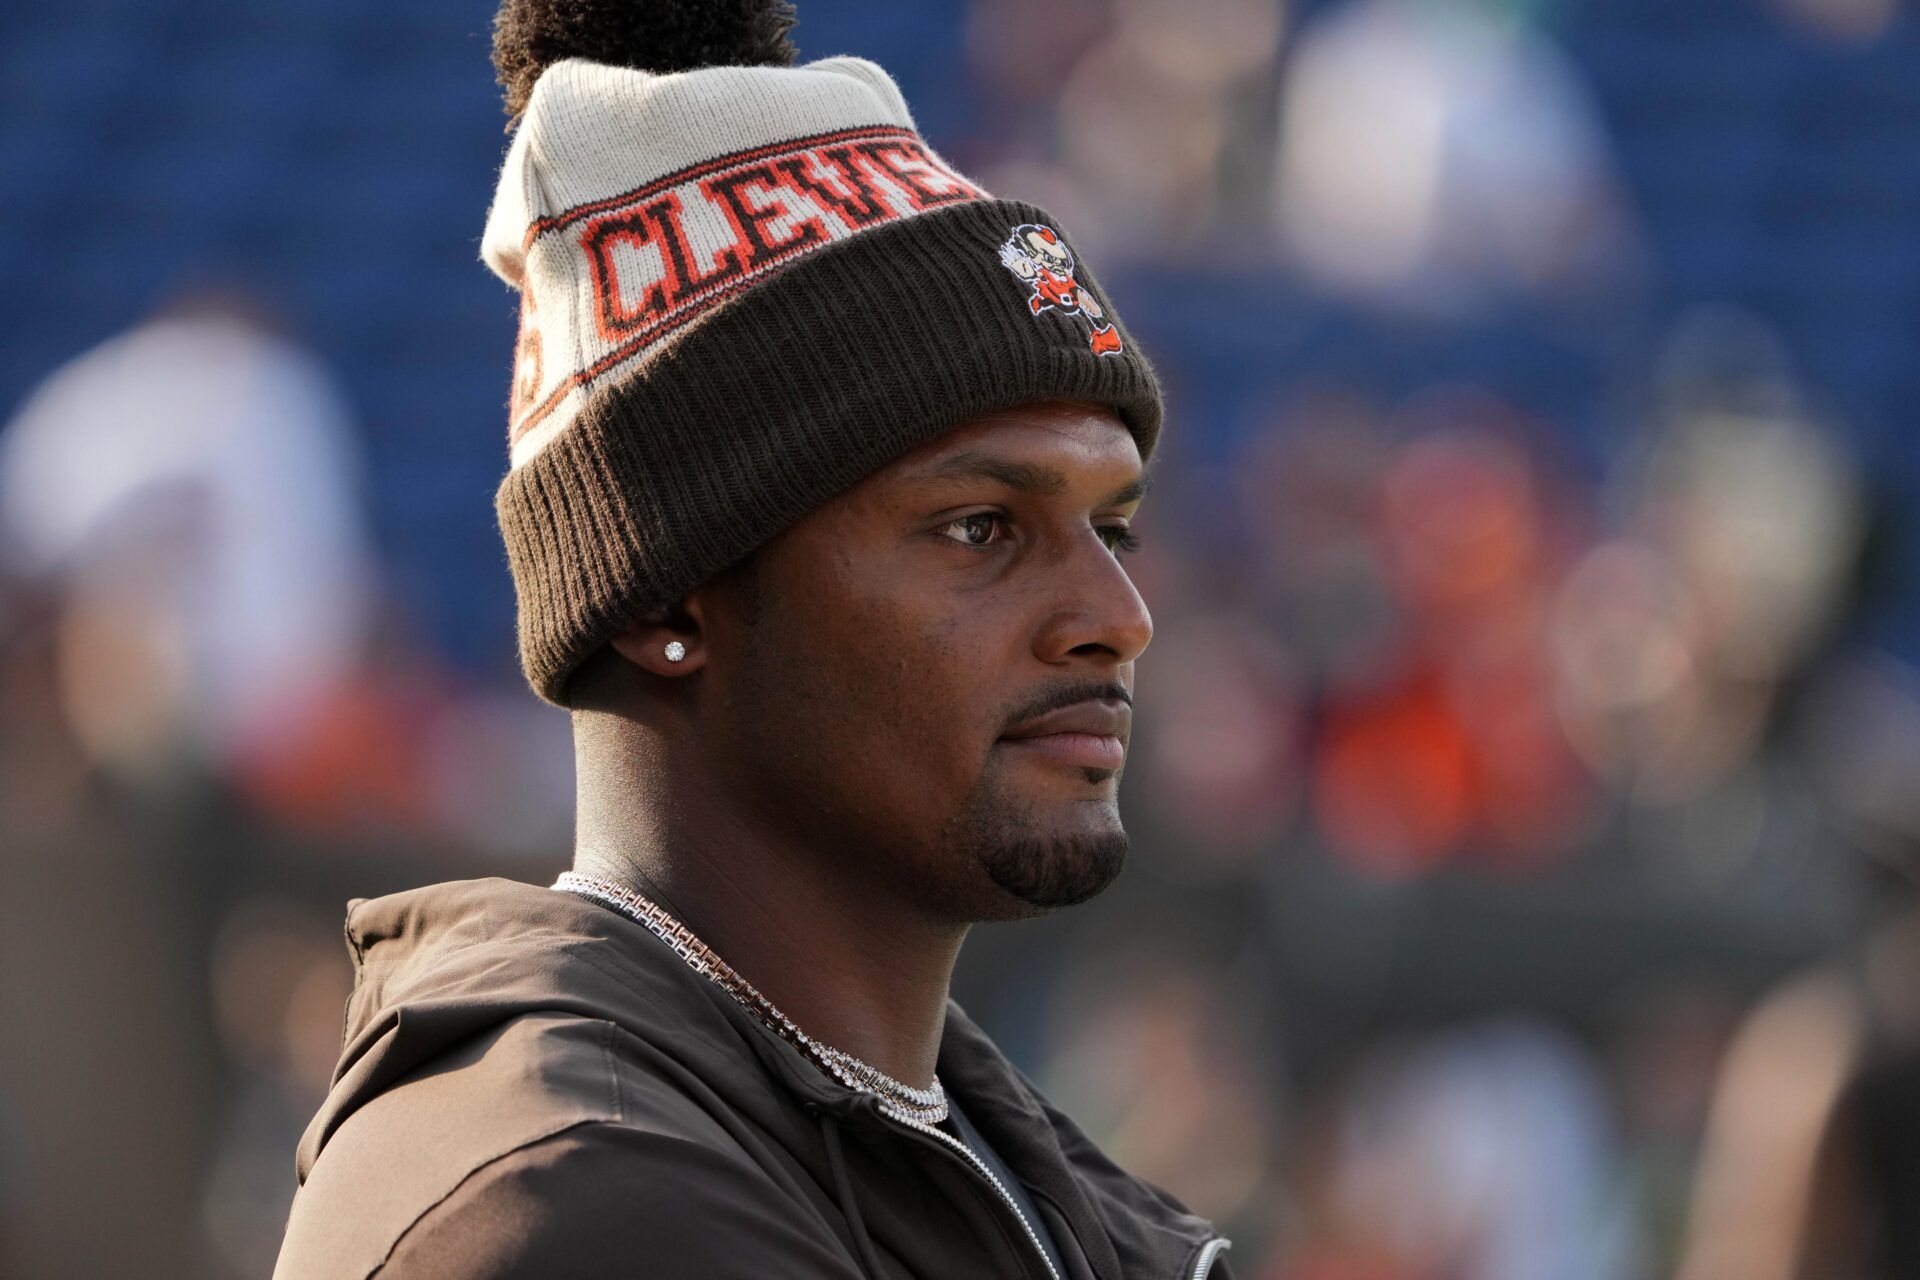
492, 0, 800, 121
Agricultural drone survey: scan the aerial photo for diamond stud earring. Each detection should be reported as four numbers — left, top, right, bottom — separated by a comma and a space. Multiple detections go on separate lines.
663, 640, 688, 663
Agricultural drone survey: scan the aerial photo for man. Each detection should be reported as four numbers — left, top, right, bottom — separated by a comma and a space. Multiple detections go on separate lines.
275, 2, 1234, 1277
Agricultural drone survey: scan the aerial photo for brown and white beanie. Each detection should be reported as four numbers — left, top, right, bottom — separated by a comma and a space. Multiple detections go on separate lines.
483, 1, 1163, 705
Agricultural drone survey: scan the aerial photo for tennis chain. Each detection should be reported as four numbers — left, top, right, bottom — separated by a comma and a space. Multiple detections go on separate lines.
552, 871, 949, 1124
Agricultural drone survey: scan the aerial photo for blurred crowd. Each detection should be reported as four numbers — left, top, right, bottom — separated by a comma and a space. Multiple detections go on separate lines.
3, 0, 1918, 1277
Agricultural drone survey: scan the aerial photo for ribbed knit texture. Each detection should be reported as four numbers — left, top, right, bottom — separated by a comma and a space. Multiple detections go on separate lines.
498, 196, 1160, 705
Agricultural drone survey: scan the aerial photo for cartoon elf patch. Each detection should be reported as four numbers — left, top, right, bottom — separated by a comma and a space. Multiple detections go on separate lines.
997, 224, 1123, 356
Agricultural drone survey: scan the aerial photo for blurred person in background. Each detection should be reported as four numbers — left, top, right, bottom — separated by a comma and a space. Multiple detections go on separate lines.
0, 289, 376, 790
1675, 663, 1920, 1280
1273, 0, 1637, 314
0, 291, 378, 1276
1307, 1018, 1631, 1280
275, 2, 1233, 1278
1673, 851, 1920, 1280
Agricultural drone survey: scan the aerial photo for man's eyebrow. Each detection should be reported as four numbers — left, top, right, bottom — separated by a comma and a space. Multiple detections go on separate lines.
911, 450, 1152, 505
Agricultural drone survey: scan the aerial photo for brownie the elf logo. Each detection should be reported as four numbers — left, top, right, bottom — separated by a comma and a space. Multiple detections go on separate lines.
997, 224, 1122, 356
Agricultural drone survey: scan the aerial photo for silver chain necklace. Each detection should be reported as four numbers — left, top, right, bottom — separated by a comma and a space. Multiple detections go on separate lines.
552, 871, 949, 1124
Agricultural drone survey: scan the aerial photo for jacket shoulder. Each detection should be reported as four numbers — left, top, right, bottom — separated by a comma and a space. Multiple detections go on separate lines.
372, 1122, 864, 1278
277, 1009, 750, 1280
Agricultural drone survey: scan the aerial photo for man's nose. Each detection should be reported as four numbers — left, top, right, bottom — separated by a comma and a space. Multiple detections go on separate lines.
1033, 531, 1153, 666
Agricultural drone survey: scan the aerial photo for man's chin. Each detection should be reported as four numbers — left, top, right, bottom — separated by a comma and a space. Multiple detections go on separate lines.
979, 827, 1129, 915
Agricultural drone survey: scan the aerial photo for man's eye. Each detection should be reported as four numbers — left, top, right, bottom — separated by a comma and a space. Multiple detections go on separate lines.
938, 515, 1142, 555
940, 513, 1006, 548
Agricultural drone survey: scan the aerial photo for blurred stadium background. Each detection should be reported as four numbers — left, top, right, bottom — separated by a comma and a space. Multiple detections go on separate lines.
3, 0, 1919, 1276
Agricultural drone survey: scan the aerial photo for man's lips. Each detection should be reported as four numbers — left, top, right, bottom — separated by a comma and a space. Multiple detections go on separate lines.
999, 732, 1126, 770
998, 698, 1130, 771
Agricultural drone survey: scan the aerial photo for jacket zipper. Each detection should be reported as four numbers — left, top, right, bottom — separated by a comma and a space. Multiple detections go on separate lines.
881, 1106, 1063, 1280
885, 1107, 1235, 1280
1188, 1235, 1232, 1280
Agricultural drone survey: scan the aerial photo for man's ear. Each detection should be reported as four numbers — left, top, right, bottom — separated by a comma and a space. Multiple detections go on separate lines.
605, 594, 708, 676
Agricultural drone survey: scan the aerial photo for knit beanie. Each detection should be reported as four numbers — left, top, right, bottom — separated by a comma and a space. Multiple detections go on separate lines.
483, 1, 1164, 706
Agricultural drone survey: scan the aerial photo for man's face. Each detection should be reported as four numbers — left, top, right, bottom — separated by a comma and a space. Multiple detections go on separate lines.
695, 400, 1152, 924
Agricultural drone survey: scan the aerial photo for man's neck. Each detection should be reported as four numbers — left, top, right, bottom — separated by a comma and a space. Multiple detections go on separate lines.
572, 721, 966, 1090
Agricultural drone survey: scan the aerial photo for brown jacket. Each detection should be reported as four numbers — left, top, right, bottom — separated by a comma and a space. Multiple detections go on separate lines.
274, 877, 1234, 1280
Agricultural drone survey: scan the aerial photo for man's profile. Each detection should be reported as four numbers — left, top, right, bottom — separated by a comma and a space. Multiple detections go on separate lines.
273, 2, 1233, 1277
